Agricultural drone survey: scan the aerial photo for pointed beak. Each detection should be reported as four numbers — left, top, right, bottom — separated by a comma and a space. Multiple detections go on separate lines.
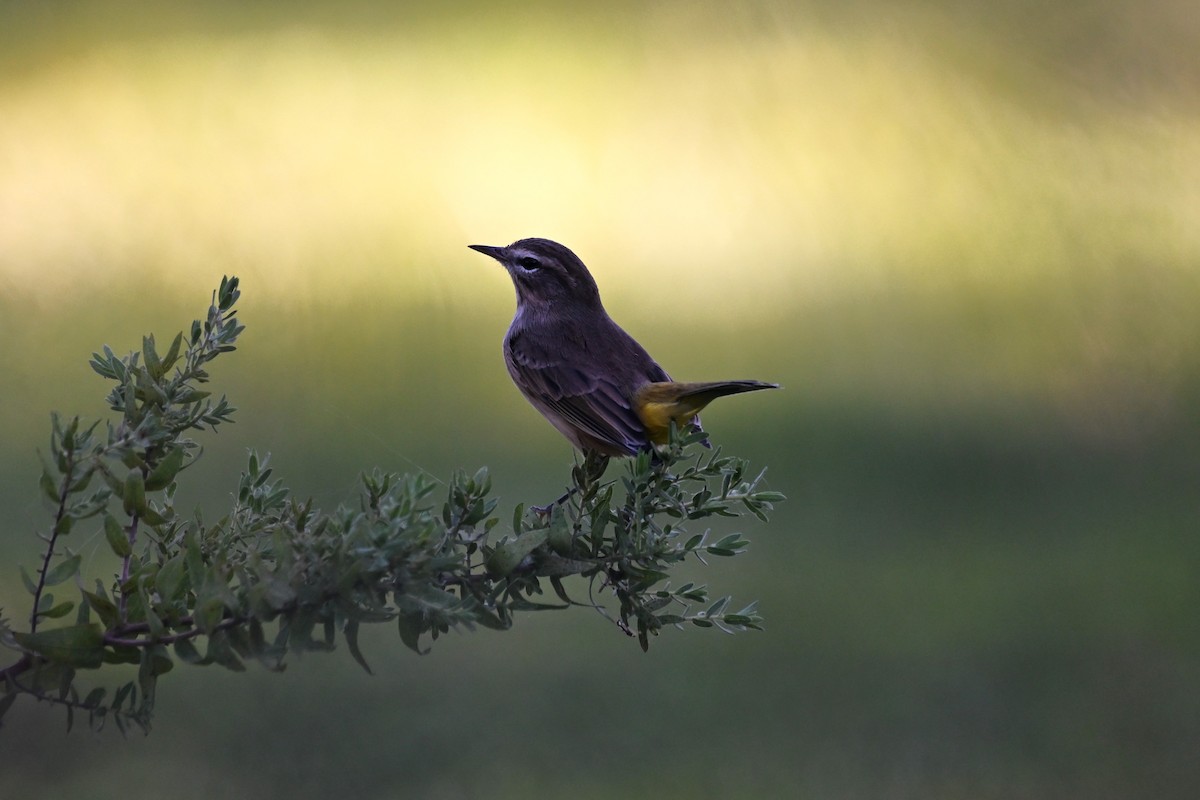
468, 244, 506, 262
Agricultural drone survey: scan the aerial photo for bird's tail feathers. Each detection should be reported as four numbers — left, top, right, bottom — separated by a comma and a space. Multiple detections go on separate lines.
671, 380, 779, 405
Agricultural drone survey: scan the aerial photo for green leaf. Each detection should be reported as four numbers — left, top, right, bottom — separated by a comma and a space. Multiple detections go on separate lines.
643, 595, 672, 613
53, 515, 74, 536
706, 597, 730, 617
161, 331, 183, 372
205, 631, 245, 672
67, 466, 96, 494
139, 502, 169, 527
12, 624, 104, 668
18, 565, 37, 595
138, 586, 164, 639
101, 646, 140, 668
396, 614, 428, 655
40, 469, 59, 502
37, 601, 76, 620
112, 681, 133, 710
549, 576, 574, 605
707, 533, 748, 554
504, 595, 568, 612
472, 466, 490, 492
546, 505, 572, 555
122, 470, 147, 517
735, 600, 759, 616
246, 618, 285, 672
143, 334, 163, 379
148, 646, 173, 676
485, 528, 548, 577
218, 275, 240, 310
173, 637, 207, 666
98, 464, 125, 500
83, 687, 106, 709
155, 555, 187, 602
227, 626, 254, 658
104, 514, 131, 558
184, 533, 205, 590
471, 607, 511, 631
175, 389, 211, 404
137, 646, 170, 714
343, 621, 373, 675
89, 352, 116, 379
82, 586, 119, 628
43, 554, 81, 587
145, 447, 185, 491
194, 594, 225, 635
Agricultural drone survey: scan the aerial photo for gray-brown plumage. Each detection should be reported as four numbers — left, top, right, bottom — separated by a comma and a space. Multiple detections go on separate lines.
469, 238, 777, 457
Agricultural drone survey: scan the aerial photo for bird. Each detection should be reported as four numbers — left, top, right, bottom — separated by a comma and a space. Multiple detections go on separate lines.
469, 238, 778, 459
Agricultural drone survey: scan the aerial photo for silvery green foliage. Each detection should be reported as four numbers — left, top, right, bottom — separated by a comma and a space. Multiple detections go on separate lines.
0, 278, 779, 733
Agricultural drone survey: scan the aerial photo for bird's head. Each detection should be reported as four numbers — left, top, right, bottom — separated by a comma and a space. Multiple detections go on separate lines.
469, 238, 601, 311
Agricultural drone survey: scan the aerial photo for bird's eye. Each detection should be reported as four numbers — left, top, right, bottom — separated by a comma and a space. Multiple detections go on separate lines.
517, 256, 541, 271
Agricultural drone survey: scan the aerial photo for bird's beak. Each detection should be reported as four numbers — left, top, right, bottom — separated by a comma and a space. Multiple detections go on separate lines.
468, 244, 506, 261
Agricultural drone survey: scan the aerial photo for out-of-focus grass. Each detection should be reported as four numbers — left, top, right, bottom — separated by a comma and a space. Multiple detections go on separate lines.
1, 2, 1198, 798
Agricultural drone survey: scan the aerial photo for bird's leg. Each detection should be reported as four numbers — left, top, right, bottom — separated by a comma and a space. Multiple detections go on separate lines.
531, 490, 573, 518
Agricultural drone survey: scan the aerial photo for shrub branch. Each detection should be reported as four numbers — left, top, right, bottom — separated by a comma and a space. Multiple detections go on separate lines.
0, 276, 781, 733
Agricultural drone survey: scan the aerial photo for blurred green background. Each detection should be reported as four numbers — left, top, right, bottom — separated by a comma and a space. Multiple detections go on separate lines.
2, 1, 1198, 797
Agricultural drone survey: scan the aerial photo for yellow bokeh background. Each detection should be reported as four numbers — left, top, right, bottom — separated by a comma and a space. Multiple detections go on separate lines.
2, 2, 1197, 797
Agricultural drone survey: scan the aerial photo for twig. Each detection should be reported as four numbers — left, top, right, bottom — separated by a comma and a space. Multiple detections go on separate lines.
30, 449, 77, 633
103, 615, 244, 648
116, 510, 141, 624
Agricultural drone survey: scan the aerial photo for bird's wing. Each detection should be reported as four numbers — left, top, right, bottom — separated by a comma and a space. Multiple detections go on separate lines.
506, 331, 649, 456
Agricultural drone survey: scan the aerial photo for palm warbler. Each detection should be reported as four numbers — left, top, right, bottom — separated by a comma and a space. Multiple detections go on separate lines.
470, 238, 777, 457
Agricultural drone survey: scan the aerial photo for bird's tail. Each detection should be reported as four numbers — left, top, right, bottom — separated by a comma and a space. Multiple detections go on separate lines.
634, 380, 779, 446
670, 380, 779, 407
